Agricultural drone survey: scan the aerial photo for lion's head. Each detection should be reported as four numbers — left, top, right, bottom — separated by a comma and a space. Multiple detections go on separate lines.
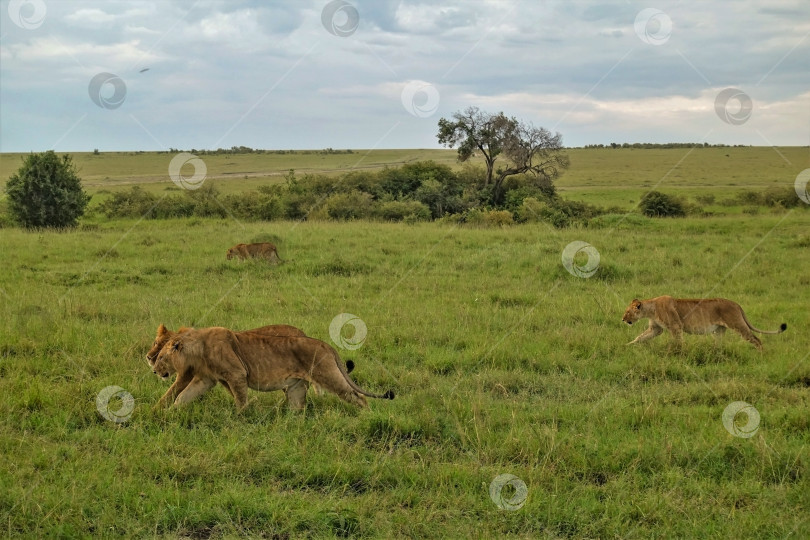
153, 338, 182, 379
146, 324, 172, 367
146, 324, 193, 368
622, 299, 645, 325
226, 247, 236, 260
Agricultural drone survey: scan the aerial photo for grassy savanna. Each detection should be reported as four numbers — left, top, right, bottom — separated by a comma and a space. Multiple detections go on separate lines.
1, 147, 809, 537
2, 146, 807, 210
0, 149, 462, 195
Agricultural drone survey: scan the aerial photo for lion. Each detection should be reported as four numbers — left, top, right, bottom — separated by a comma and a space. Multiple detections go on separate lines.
622, 296, 786, 350
146, 323, 355, 397
145, 323, 306, 368
226, 242, 282, 264
151, 327, 392, 410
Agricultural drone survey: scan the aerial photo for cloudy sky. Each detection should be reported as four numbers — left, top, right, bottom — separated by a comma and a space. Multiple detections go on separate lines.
1, 0, 808, 152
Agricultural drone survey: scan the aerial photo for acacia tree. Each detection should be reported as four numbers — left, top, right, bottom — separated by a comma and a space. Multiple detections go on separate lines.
437, 106, 569, 204
5, 151, 90, 228
437, 107, 512, 188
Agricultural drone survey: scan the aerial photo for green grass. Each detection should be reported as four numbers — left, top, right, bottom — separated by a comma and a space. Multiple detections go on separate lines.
1, 209, 809, 537
3, 146, 807, 209
557, 146, 810, 211
0, 149, 464, 196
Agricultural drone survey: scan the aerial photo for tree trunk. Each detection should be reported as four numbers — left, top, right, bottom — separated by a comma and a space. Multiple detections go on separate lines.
484, 157, 494, 187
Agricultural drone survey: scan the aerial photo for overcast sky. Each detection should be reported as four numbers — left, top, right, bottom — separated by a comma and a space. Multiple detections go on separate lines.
1, 0, 808, 152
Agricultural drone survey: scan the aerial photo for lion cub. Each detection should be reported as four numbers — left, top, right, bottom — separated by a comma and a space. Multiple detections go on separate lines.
622, 296, 786, 350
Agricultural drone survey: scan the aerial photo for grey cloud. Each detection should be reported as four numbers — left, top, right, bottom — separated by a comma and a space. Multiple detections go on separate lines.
1, 0, 808, 152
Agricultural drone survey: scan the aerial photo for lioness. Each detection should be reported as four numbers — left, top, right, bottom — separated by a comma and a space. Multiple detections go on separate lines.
622, 296, 786, 350
145, 323, 306, 368
146, 323, 354, 399
226, 242, 282, 264
152, 327, 393, 410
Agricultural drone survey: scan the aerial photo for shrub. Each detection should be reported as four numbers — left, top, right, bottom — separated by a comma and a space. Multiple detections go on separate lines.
456, 209, 514, 227
99, 186, 158, 218
186, 184, 227, 218
502, 173, 557, 200
514, 197, 601, 228
483, 210, 514, 227
280, 190, 321, 220
152, 196, 194, 219
762, 186, 801, 208
221, 191, 284, 221
462, 208, 485, 225
553, 198, 601, 220
413, 179, 463, 218
323, 191, 373, 220
5, 151, 90, 228
456, 163, 487, 187
515, 197, 546, 223
735, 190, 762, 205
380, 161, 457, 198
639, 191, 686, 217
340, 171, 384, 197
373, 200, 431, 222
503, 186, 552, 214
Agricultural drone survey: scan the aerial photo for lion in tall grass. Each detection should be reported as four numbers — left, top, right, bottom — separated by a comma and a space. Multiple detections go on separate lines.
151, 327, 392, 410
226, 242, 282, 263
622, 296, 786, 350
145, 323, 305, 368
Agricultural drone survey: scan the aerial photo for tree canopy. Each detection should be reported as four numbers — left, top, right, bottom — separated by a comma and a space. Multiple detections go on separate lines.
5, 151, 90, 228
437, 107, 569, 203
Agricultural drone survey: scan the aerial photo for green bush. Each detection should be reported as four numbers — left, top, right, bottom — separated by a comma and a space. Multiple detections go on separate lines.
455, 163, 487, 187
514, 197, 549, 223
380, 161, 457, 198
280, 190, 320, 221
99, 187, 197, 219
84, 160, 590, 223
762, 186, 801, 208
639, 191, 686, 217
186, 184, 227, 218
373, 200, 431, 222
153, 196, 194, 218
513, 197, 602, 228
414, 179, 463, 218
735, 190, 762, 205
502, 173, 557, 200
5, 151, 90, 228
550, 198, 601, 220
98, 186, 157, 218
323, 191, 374, 220
503, 186, 552, 214
221, 191, 284, 221
483, 210, 514, 226
458, 208, 514, 227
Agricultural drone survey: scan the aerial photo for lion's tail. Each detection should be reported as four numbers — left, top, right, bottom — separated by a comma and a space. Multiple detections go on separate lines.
331, 348, 395, 400
742, 310, 787, 335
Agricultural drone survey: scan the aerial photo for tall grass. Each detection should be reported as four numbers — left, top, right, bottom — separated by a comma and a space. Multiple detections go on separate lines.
1, 213, 808, 537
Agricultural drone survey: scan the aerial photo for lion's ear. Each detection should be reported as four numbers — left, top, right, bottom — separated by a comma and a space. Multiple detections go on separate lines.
158, 323, 167, 335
